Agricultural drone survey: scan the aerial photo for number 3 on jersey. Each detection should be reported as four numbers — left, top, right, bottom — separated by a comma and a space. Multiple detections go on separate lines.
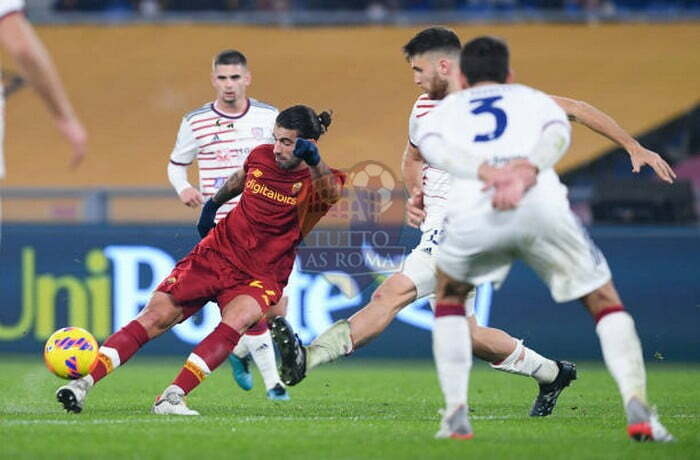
470, 96, 508, 142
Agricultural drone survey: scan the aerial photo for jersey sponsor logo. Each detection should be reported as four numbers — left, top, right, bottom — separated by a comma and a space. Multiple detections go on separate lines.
245, 177, 297, 206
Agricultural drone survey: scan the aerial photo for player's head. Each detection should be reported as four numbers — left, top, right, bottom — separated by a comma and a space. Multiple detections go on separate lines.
211, 49, 251, 107
460, 36, 511, 86
273, 105, 333, 170
402, 27, 461, 100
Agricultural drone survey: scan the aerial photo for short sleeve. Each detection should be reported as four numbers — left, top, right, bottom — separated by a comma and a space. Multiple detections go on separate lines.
0, 0, 24, 19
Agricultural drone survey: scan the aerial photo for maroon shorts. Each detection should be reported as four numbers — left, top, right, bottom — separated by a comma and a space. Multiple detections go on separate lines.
156, 245, 282, 321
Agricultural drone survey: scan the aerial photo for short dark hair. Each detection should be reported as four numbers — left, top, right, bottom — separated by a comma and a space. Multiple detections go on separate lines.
276, 105, 332, 140
460, 36, 509, 85
402, 26, 461, 60
213, 49, 247, 67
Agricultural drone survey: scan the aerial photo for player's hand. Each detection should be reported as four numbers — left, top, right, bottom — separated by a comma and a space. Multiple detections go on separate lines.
406, 187, 426, 228
55, 116, 87, 169
179, 186, 204, 208
481, 160, 538, 210
293, 138, 321, 166
197, 199, 219, 238
628, 144, 676, 184
490, 175, 529, 210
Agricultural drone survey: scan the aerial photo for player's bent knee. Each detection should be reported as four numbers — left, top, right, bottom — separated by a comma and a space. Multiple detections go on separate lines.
221, 295, 264, 334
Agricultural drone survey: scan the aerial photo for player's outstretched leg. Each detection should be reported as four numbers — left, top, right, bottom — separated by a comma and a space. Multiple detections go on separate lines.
270, 316, 308, 386
468, 285, 576, 417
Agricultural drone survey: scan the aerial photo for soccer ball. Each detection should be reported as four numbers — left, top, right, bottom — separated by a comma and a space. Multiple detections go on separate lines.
43, 327, 98, 380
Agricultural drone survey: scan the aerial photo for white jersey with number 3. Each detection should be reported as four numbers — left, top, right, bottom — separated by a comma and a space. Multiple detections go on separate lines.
416, 83, 571, 211
416, 83, 611, 303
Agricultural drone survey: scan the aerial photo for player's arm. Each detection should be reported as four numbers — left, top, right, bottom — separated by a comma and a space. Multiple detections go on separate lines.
0, 11, 87, 168
196, 168, 245, 238
168, 118, 203, 208
551, 95, 676, 183
294, 139, 343, 204
401, 141, 426, 228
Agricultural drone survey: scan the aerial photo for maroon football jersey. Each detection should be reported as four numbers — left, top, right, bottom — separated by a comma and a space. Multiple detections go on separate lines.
200, 144, 345, 286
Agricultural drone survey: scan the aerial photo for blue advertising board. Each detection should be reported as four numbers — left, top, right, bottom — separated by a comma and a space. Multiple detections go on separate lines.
1, 224, 698, 361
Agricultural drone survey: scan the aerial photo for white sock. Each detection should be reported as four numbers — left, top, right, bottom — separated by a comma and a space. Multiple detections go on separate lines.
245, 330, 282, 390
490, 340, 559, 384
596, 311, 647, 405
232, 336, 249, 359
307, 320, 353, 371
433, 315, 471, 412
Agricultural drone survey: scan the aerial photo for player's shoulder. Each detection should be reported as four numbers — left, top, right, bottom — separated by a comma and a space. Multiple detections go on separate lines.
410, 93, 439, 118
183, 103, 214, 122
247, 143, 274, 164
249, 98, 279, 114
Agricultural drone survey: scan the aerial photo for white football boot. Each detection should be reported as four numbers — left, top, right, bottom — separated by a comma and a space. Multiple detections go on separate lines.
435, 404, 474, 440
56, 377, 92, 413
626, 397, 675, 442
152, 385, 200, 416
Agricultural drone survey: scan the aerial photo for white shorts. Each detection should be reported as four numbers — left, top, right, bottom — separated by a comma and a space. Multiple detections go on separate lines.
401, 228, 477, 315
437, 194, 611, 303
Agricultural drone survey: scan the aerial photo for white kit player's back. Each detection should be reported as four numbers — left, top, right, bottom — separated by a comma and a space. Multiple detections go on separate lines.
418, 83, 571, 212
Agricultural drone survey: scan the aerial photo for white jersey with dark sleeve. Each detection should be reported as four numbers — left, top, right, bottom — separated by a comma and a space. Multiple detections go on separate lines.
0, 0, 26, 179
407, 94, 450, 233
169, 98, 278, 222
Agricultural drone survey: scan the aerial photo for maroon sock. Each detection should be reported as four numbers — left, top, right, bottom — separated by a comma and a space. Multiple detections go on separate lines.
173, 322, 241, 394
90, 320, 149, 384
434, 302, 465, 318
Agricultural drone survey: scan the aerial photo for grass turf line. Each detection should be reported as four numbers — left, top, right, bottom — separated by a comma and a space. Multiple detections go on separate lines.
1, 356, 698, 459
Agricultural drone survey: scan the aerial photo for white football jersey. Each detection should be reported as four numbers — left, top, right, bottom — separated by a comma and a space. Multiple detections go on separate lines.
415, 84, 571, 213
169, 98, 277, 222
0, 0, 25, 179
407, 94, 451, 232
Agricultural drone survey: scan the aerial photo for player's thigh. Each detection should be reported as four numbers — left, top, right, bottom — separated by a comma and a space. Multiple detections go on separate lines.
522, 209, 611, 303
437, 228, 513, 291
400, 234, 439, 299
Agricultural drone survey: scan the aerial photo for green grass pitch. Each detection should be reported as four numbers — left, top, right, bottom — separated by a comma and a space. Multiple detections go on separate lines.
1, 355, 698, 459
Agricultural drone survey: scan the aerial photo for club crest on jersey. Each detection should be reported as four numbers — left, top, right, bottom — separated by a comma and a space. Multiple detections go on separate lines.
216, 119, 234, 129
291, 182, 303, 194
252, 169, 263, 178
251, 127, 264, 139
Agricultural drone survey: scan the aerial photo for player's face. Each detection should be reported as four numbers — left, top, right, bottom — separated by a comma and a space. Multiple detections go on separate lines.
211, 64, 251, 107
272, 125, 305, 170
410, 54, 449, 100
